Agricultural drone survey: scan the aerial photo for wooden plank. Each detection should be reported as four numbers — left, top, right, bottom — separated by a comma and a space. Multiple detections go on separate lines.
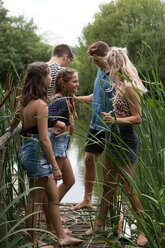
0, 122, 22, 150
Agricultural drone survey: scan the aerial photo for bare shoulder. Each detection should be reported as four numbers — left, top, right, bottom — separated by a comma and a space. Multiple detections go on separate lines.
125, 84, 138, 96
124, 86, 141, 104
34, 99, 47, 107
34, 99, 48, 115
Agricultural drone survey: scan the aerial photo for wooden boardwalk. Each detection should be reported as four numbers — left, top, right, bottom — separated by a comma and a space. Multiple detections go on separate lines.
38, 203, 115, 248
18, 202, 133, 247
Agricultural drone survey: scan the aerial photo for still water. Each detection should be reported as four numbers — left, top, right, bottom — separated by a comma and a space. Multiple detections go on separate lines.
61, 106, 104, 204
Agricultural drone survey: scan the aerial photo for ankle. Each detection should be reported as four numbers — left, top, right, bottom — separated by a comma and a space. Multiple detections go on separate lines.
84, 198, 91, 203
95, 220, 104, 229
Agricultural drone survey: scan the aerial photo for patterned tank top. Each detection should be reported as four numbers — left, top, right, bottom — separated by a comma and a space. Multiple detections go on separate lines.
113, 93, 131, 117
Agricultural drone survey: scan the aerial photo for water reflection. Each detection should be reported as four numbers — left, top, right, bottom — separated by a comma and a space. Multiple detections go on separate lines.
61, 134, 85, 203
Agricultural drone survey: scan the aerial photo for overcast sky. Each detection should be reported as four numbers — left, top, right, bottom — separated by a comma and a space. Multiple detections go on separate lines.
4, 0, 111, 46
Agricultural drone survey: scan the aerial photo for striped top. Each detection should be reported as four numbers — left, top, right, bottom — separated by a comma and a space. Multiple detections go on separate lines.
47, 63, 62, 97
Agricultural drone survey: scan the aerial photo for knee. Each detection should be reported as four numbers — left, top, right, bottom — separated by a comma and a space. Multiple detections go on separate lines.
67, 177, 75, 188
84, 153, 94, 167
47, 189, 60, 203
102, 181, 117, 197
124, 183, 134, 196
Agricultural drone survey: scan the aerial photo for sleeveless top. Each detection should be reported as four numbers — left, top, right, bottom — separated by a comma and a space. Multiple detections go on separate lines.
20, 125, 39, 136
113, 93, 131, 117
48, 96, 70, 127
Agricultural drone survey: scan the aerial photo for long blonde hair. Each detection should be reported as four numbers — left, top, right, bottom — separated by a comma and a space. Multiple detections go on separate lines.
106, 47, 147, 93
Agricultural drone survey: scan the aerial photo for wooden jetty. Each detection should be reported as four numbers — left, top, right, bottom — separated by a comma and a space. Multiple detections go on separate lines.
32, 203, 116, 248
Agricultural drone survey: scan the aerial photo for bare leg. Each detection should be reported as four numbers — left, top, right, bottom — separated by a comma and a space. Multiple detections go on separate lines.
57, 157, 75, 202
26, 175, 83, 246
121, 163, 148, 246
25, 177, 52, 243
45, 174, 83, 245
73, 152, 99, 210
42, 157, 74, 234
86, 156, 119, 235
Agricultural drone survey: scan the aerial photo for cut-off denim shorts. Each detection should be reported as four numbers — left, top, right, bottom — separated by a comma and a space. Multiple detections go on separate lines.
108, 124, 139, 162
18, 133, 53, 178
49, 131, 70, 158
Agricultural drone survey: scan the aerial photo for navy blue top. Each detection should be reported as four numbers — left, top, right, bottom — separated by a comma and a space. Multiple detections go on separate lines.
90, 68, 113, 131
48, 96, 70, 127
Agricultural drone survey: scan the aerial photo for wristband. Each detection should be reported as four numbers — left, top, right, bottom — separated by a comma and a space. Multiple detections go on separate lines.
52, 167, 59, 171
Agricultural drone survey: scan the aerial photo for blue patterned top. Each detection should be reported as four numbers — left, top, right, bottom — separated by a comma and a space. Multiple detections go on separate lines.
48, 96, 70, 127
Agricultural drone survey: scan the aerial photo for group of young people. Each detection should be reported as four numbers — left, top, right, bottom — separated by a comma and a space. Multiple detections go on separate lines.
9, 42, 148, 247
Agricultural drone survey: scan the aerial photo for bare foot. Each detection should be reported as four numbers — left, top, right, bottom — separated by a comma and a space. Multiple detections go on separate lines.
72, 200, 93, 210
47, 226, 72, 235
59, 235, 83, 246
85, 226, 104, 236
28, 241, 54, 248
137, 232, 148, 247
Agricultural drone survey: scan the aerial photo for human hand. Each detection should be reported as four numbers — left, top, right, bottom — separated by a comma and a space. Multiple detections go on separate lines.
52, 168, 62, 181
73, 95, 79, 104
101, 112, 114, 122
53, 123, 66, 135
53, 127, 61, 135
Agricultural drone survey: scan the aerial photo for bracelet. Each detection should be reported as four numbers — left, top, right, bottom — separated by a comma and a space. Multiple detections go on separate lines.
52, 167, 59, 171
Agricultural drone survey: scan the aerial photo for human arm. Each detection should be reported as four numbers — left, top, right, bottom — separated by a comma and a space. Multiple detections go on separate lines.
102, 86, 142, 125
52, 120, 66, 135
74, 94, 93, 104
36, 100, 62, 180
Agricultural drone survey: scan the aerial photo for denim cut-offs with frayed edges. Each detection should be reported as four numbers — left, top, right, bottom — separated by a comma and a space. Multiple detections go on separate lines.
109, 124, 139, 163
19, 131, 70, 178
49, 131, 70, 158
19, 132, 53, 179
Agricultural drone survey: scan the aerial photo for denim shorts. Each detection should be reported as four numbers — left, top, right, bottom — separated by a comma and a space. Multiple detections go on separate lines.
108, 124, 139, 162
18, 133, 53, 178
49, 131, 70, 158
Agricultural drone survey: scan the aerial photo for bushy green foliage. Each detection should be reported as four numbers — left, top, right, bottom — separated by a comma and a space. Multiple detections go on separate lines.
74, 0, 165, 95
0, 0, 52, 86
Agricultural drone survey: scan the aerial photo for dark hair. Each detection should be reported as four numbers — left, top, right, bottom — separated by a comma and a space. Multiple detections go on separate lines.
52, 44, 74, 61
20, 62, 50, 107
88, 41, 110, 57
53, 67, 77, 118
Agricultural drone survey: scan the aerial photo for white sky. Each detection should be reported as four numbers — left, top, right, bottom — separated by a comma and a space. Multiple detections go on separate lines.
4, 0, 111, 46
